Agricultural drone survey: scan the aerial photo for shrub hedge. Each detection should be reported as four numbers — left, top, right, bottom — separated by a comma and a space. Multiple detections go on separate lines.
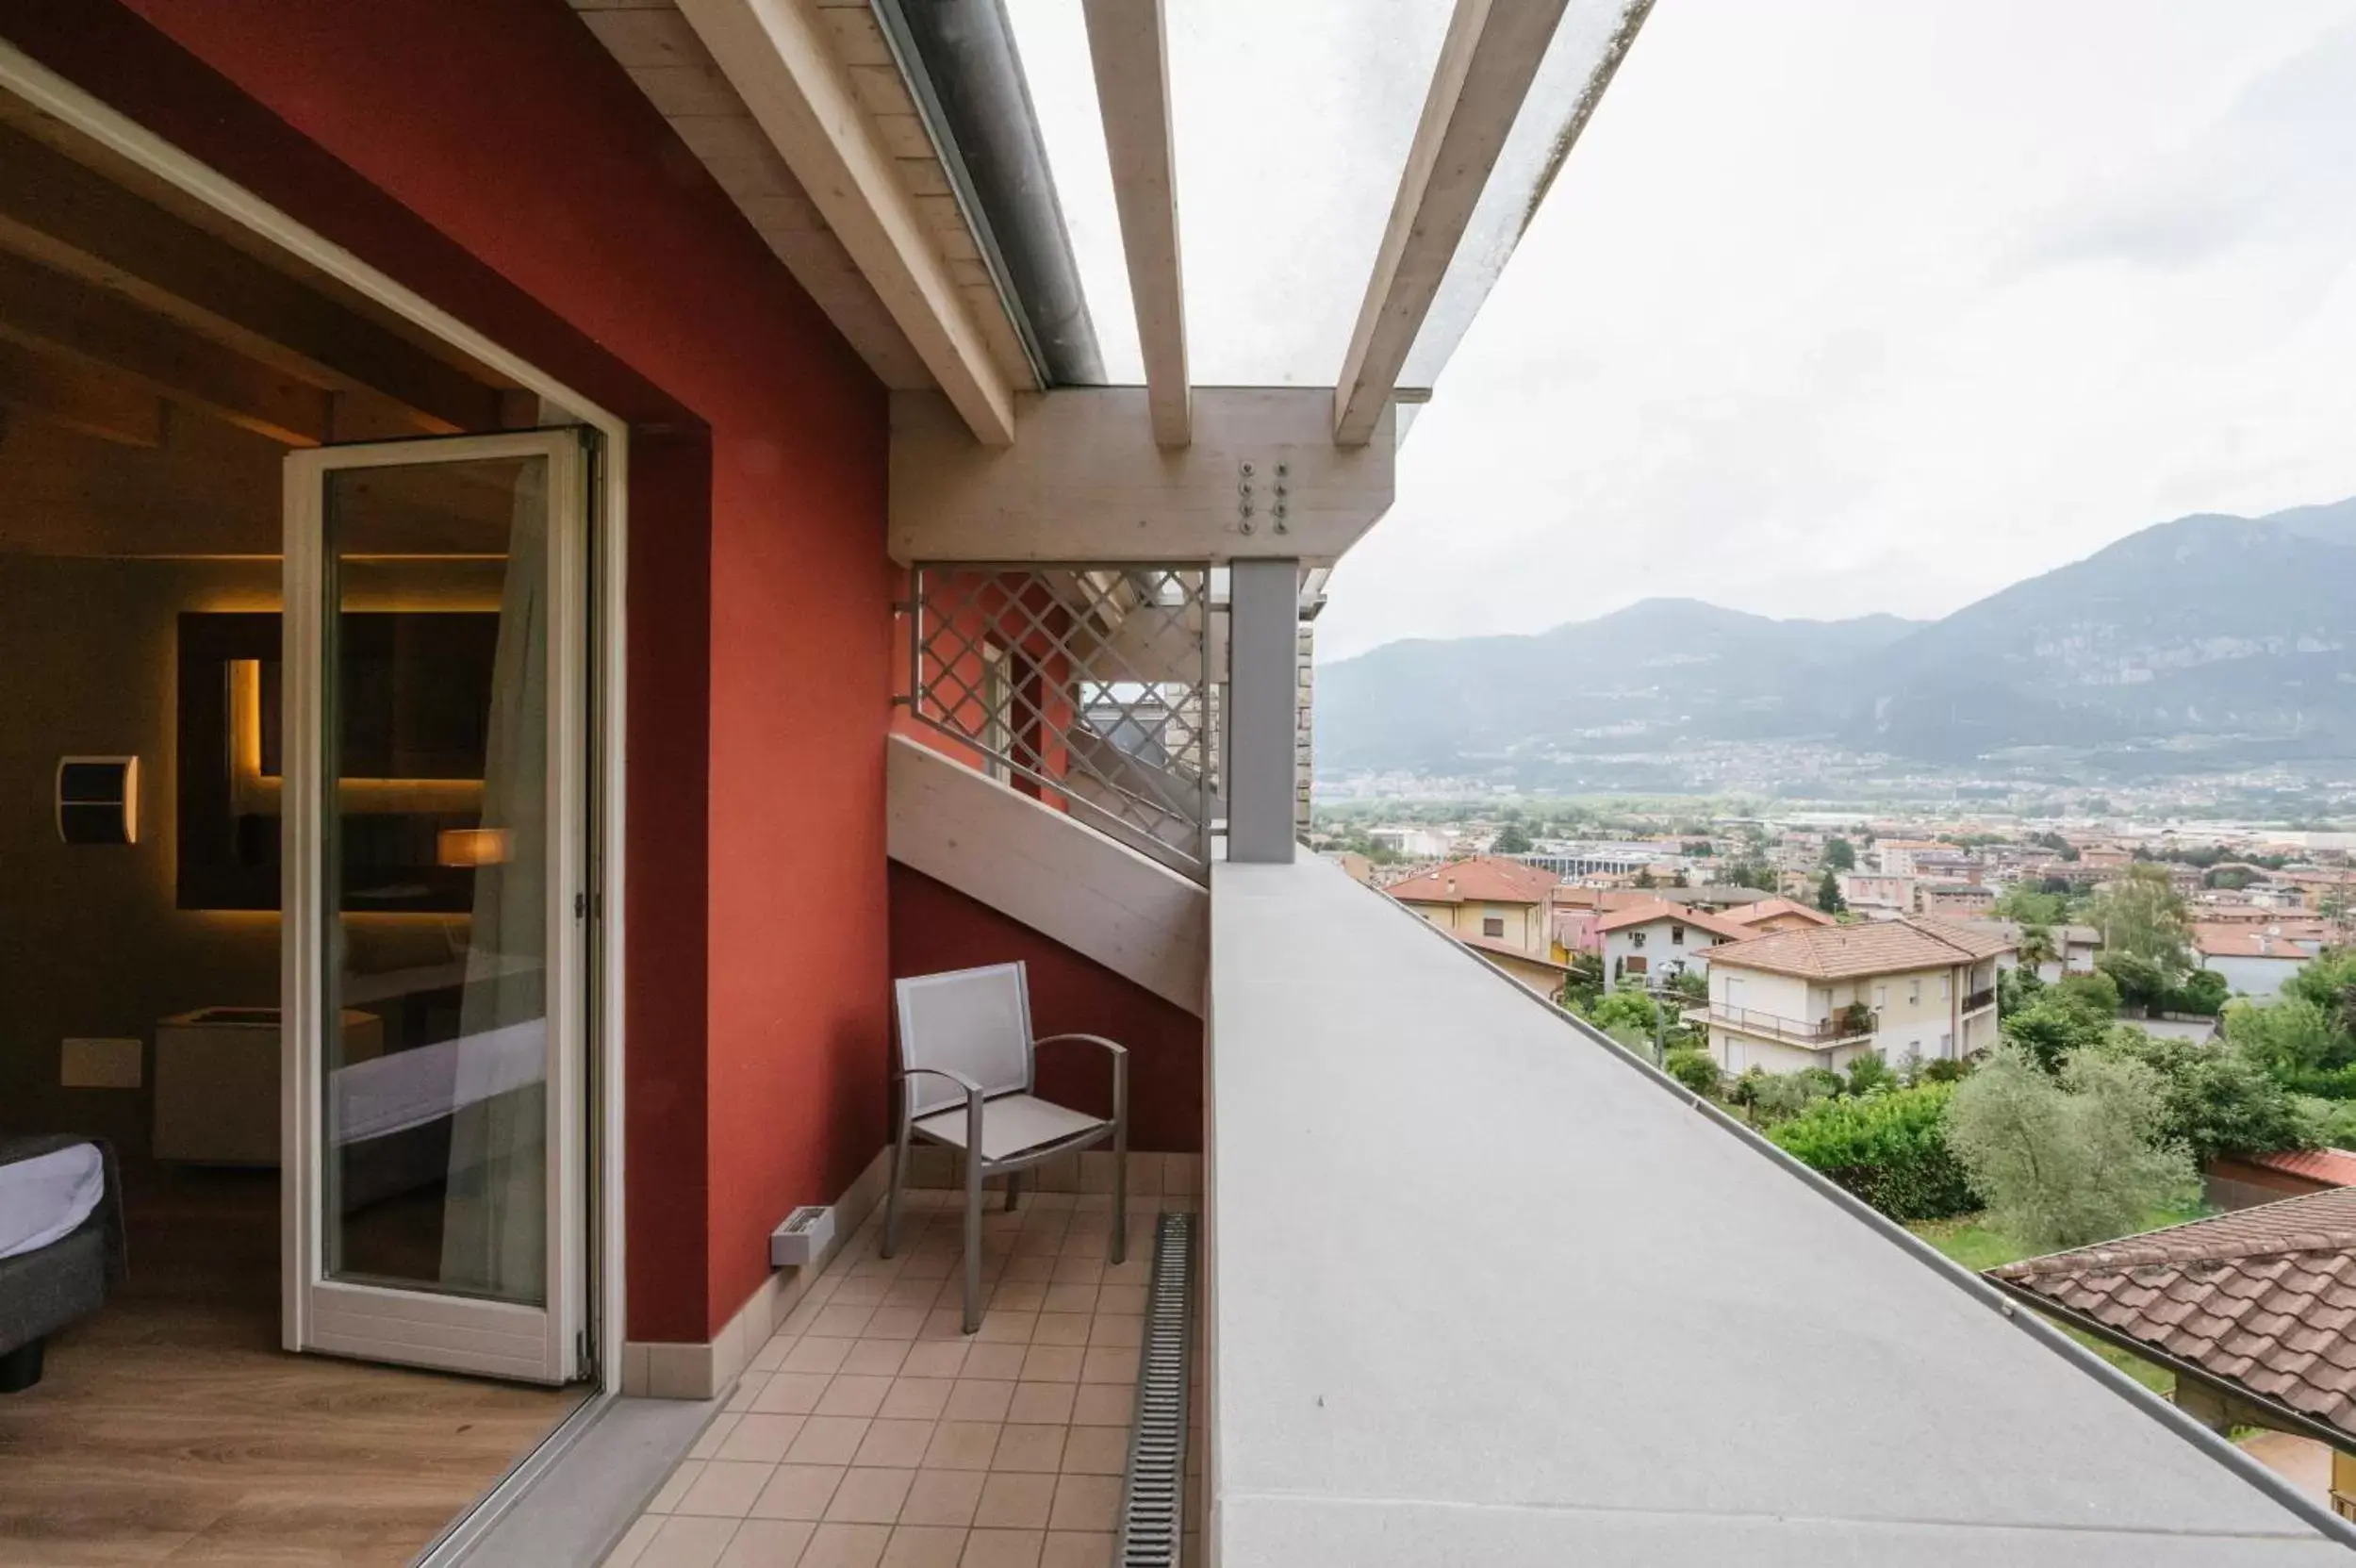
1768, 1081, 1979, 1221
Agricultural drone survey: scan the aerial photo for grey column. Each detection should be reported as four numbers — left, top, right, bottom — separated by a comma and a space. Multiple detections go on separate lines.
1227, 558, 1300, 864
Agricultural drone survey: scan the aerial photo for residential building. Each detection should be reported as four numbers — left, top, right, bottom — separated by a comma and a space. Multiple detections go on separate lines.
1453, 933, 1578, 997
2198, 923, 2327, 1001
1367, 825, 1454, 859
1963, 920, 2101, 982
1, 8, 2346, 1566
1596, 898, 1755, 984
1919, 879, 1997, 916
1383, 856, 1562, 957
1720, 897, 1837, 935
1872, 838, 1946, 875
1702, 917, 2013, 1074
1837, 869, 1918, 916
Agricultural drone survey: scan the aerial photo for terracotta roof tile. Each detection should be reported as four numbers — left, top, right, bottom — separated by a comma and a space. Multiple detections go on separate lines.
1705, 916, 2014, 981
1590, 899, 1757, 943
1384, 856, 1561, 907
2249, 1147, 2356, 1188
1992, 1187, 2356, 1436
1722, 898, 1837, 929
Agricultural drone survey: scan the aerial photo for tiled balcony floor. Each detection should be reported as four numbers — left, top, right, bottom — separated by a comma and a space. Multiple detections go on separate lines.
603, 1184, 1194, 1568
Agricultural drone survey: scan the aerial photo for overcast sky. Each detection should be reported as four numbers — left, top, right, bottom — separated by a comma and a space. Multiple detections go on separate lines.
1318, 0, 2356, 659
1016, 1, 2356, 665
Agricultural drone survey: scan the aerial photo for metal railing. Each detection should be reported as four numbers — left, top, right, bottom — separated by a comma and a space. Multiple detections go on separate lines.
1963, 987, 1998, 1015
1702, 1004, 1875, 1046
902, 564, 1223, 881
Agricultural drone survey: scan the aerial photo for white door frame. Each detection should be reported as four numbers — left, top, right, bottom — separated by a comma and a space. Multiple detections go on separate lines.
0, 41, 631, 1398
284, 430, 591, 1383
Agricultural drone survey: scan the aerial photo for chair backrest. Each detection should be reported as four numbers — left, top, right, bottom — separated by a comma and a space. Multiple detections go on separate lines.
894, 963, 1034, 1118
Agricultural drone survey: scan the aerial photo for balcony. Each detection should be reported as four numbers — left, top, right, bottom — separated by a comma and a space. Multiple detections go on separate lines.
1204, 853, 2348, 1561
1965, 985, 1999, 1015
1702, 1002, 1874, 1046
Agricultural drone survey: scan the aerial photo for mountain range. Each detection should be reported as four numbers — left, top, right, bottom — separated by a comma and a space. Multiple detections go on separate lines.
1315, 496, 2356, 782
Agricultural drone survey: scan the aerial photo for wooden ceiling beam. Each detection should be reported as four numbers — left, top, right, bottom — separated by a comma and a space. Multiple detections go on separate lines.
1081, 0, 1189, 448
0, 250, 329, 446
0, 337, 162, 446
1332, 0, 1573, 447
675, 0, 1018, 445
0, 125, 502, 435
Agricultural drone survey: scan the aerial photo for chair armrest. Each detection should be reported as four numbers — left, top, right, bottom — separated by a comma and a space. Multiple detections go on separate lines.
1031, 1035, 1128, 1125
898, 1065, 986, 1132
1030, 1033, 1128, 1060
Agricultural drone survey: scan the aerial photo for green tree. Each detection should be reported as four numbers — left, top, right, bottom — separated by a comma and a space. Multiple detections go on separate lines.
1723, 858, 1778, 893
1993, 886, 2069, 925
2014, 924, 2059, 972
2283, 949, 2356, 1020
1587, 986, 1661, 1049
1632, 866, 1656, 889
2090, 865, 2192, 972
2096, 949, 2168, 1013
1491, 821, 1533, 854
2163, 967, 2229, 1018
1945, 1046, 2198, 1250
1997, 964, 2046, 1017
2094, 1027, 2309, 1164
1845, 1050, 1896, 1096
2224, 997, 2356, 1076
1823, 836, 1857, 871
1663, 1047, 1722, 1098
1998, 979, 2117, 1072
1815, 869, 1847, 916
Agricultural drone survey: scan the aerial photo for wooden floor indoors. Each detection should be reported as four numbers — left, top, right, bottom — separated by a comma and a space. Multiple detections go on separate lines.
0, 1167, 583, 1566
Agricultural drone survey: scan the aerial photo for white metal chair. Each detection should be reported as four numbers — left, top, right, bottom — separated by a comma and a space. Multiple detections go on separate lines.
884, 962, 1128, 1332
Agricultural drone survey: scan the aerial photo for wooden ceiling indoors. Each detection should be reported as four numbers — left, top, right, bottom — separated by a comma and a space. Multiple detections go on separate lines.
0, 95, 530, 558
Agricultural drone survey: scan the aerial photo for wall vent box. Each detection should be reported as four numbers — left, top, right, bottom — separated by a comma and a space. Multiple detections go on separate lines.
770, 1204, 835, 1268
61, 1037, 142, 1090
58, 756, 137, 845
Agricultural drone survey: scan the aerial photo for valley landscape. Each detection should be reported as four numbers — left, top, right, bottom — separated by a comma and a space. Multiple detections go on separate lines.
1316, 496, 2356, 810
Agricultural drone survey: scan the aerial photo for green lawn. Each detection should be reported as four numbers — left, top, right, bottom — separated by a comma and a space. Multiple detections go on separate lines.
1906, 1207, 2208, 1398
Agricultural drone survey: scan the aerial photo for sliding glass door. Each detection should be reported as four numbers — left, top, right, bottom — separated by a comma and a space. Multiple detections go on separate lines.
281, 431, 590, 1383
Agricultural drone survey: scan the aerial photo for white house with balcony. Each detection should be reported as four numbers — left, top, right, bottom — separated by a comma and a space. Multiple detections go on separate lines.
1594, 898, 1755, 985
1701, 916, 2014, 1075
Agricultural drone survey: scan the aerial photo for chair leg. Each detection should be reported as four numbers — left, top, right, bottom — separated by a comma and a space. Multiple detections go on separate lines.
881, 1119, 912, 1259
963, 1155, 985, 1334
1111, 1125, 1129, 1266
1004, 1169, 1021, 1213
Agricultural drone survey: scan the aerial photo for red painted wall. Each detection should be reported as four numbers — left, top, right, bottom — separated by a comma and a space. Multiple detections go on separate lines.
889, 866, 1203, 1152
13, 0, 895, 1341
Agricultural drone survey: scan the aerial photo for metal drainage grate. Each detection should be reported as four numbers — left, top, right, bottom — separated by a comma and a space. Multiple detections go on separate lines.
1118, 1212, 1196, 1568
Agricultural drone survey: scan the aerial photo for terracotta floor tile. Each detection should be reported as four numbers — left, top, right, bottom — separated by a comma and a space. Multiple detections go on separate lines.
898, 1467, 985, 1528
973, 1471, 1056, 1530
717, 1519, 817, 1567
749, 1463, 846, 1522
824, 1466, 916, 1525
958, 1527, 1045, 1568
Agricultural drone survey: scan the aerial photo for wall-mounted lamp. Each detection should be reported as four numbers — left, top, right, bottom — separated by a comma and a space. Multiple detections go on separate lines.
437, 827, 511, 867
58, 757, 139, 845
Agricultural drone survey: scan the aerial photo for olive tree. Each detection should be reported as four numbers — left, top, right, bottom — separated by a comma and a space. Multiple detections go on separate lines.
1944, 1045, 2196, 1250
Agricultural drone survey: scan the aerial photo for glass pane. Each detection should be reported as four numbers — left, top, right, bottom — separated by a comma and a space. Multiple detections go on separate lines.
321, 455, 551, 1306
1006, 0, 1648, 394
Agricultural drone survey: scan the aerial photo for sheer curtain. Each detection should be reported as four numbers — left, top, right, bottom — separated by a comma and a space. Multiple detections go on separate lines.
439, 465, 549, 1304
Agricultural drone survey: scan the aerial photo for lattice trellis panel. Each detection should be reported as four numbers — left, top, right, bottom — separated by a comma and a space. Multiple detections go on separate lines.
905, 566, 1221, 880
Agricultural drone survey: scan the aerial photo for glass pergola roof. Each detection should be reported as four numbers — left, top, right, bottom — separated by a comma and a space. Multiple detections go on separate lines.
1002, 0, 1652, 400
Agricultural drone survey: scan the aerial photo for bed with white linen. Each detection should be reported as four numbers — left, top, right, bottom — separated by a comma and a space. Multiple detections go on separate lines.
0, 1135, 124, 1394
